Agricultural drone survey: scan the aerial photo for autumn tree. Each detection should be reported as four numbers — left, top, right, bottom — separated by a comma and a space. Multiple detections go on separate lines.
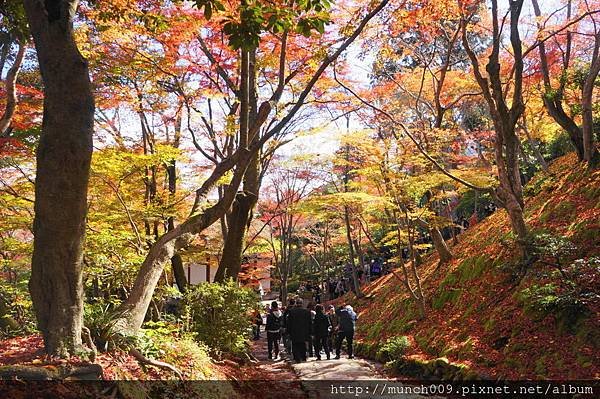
460, 0, 529, 252
115, 0, 391, 333
531, 0, 600, 166
256, 159, 318, 302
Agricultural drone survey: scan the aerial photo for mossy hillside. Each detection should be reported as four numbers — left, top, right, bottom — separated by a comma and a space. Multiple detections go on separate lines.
339, 154, 600, 380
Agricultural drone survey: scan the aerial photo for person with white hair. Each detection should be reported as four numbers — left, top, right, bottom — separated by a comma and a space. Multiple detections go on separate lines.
334, 304, 358, 359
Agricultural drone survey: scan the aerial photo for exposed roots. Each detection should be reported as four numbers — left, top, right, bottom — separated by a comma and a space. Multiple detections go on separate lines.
129, 348, 183, 380
81, 326, 97, 362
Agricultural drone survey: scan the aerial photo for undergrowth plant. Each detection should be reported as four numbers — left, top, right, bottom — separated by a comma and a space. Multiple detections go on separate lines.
181, 279, 259, 357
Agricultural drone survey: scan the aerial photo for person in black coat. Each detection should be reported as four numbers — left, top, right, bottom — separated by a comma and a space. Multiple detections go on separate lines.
313, 304, 331, 360
326, 304, 338, 353
286, 298, 311, 362
265, 301, 283, 360
282, 298, 295, 354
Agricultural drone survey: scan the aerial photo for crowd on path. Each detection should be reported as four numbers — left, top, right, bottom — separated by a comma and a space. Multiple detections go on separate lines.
253, 298, 358, 364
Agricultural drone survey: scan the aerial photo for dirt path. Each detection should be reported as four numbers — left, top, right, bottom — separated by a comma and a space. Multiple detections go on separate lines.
243, 331, 307, 399
249, 329, 427, 399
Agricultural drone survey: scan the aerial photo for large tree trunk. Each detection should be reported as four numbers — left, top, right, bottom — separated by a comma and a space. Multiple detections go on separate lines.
213, 190, 256, 281
215, 48, 261, 282
24, 0, 94, 357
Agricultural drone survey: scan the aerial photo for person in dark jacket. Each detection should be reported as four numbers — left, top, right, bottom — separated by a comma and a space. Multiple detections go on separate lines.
313, 304, 331, 360
286, 298, 311, 362
326, 304, 338, 351
306, 302, 316, 357
266, 301, 283, 359
335, 304, 358, 359
282, 298, 295, 355
253, 309, 263, 340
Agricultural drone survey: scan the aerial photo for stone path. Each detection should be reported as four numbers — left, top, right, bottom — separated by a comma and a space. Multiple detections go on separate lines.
291, 354, 428, 399
250, 327, 428, 399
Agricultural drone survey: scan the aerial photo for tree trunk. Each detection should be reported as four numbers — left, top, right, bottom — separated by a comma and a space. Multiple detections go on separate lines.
24, 0, 94, 357
213, 190, 256, 281
344, 206, 362, 297
582, 34, 600, 167
531, 0, 590, 162
167, 111, 187, 292
117, 149, 251, 333
416, 218, 453, 264
215, 48, 261, 282
280, 275, 288, 304
462, 0, 528, 256
0, 41, 25, 136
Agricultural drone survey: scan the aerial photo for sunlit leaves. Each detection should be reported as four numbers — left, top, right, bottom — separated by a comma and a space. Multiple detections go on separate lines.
191, 0, 332, 50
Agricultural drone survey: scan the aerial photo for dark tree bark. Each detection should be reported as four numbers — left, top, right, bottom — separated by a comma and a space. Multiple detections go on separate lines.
531, 0, 599, 164
167, 110, 187, 292
581, 32, 600, 167
24, 0, 94, 357
462, 0, 528, 254
214, 49, 261, 282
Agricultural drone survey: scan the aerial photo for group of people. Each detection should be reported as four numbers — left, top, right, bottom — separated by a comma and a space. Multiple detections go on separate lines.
258, 298, 358, 363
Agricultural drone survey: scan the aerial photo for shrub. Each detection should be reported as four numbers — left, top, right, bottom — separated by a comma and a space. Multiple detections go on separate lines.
376, 335, 411, 361
454, 190, 495, 221
518, 283, 589, 332
0, 270, 36, 338
181, 280, 259, 357
84, 300, 136, 352
137, 321, 217, 379
544, 132, 573, 161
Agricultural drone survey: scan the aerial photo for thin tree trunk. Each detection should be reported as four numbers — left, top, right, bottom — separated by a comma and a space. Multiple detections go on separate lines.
344, 206, 362, 297
531, 0, 587, 161
416, 218, 453, 264
582, 33, 600, 167
167, 110, 187, 292
0, 41, 25, 136
25, 0, 94, 356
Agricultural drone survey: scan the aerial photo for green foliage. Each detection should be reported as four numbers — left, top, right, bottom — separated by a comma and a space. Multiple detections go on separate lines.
193, 0, 331, 49
136, 321, 182, 359
376, 335, 411, 361
516, 263, 599, 333
84, 301, 137, 352
181, 280, 259, 356
528, 232, 577, 267
0, 0, 29, 40
454, 190, 494, 220
518, 284, 577, 317
0, 270, 36, 338
544, 132, 573, 161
